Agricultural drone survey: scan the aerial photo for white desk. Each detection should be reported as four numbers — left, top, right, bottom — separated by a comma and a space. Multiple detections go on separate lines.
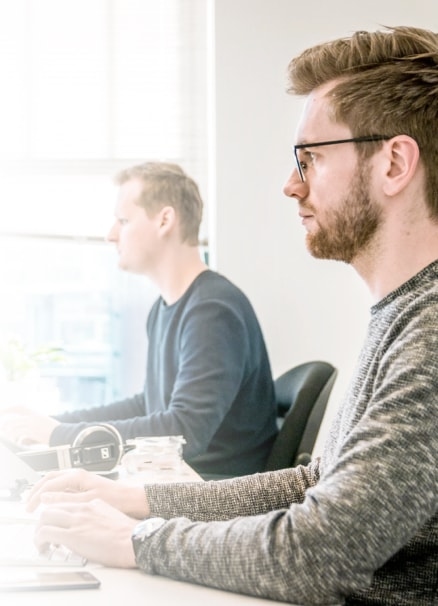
4, 566, 296, 605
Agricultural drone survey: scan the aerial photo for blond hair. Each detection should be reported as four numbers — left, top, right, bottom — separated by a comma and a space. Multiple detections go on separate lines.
115, 162, 203, 245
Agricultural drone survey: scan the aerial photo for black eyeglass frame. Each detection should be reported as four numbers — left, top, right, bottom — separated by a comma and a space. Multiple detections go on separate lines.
293, 135, 393, 182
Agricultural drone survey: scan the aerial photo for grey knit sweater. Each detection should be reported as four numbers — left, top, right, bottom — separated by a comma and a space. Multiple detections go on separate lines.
136, 261, 438, 605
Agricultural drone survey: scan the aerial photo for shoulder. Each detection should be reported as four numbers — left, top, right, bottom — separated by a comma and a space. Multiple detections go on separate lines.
371, 264, 438, 342
190, 270, 250, 305
178, 271, 263, 338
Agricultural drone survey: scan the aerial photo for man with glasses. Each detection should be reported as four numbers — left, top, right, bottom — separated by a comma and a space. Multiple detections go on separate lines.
26, 26, 437, 605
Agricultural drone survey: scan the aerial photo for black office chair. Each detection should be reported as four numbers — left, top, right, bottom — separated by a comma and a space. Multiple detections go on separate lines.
264, 360, 337, 471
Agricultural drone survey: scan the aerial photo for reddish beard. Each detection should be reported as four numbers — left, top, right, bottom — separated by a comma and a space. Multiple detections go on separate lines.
306, 165, 382, 263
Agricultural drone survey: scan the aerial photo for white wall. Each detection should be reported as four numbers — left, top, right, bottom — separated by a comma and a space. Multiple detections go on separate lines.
211, 0, 437, 453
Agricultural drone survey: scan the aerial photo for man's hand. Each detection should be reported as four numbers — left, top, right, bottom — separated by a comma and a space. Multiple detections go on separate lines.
0, 406, 59, 446
26, 468, 150, 519
35, 498, 139, 568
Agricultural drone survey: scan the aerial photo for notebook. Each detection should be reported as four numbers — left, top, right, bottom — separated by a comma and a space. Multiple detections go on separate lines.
0, 439, 86, 567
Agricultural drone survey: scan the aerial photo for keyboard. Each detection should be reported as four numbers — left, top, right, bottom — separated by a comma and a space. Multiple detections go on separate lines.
0, 518, 86, 567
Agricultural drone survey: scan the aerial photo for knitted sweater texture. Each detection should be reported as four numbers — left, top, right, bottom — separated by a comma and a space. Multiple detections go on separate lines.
137, 262, 438, 605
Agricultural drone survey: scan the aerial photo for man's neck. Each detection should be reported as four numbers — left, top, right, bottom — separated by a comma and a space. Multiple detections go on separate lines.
154, 247, 208, 305
354, 217, 438, 302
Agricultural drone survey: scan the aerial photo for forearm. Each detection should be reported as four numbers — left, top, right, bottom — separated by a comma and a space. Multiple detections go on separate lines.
134, 506, 350, 604
146, 462, 319, 521
53, 394, 145, 424
50, 395, 147, 446
136, 451, 436, 605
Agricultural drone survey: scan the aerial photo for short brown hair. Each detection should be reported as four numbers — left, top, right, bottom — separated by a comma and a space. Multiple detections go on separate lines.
287, 26, 438, 217
115, 161, 203, 245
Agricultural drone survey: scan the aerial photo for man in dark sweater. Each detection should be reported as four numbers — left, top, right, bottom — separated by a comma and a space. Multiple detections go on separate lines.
0, 162, 278, 478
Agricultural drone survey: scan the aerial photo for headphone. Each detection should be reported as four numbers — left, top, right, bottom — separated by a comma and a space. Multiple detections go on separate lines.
18, 424, 125, 474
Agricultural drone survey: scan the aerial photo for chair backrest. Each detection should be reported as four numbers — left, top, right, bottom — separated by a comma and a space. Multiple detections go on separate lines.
264, 360, 337, 471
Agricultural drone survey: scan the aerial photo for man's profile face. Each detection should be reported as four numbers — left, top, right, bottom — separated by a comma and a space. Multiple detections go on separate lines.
285, 82, 382, 264
107, 178, 162, 275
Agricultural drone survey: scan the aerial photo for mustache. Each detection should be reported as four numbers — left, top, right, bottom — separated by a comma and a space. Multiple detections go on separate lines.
299, 201, 316, 214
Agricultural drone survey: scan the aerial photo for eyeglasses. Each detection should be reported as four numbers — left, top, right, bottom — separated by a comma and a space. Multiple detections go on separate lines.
293, 135, 393, 182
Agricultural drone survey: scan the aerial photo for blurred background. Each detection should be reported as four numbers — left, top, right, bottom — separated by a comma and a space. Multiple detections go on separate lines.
0, 0, 435, 454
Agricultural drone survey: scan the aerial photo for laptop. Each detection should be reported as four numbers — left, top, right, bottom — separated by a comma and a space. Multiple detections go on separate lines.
0, 437, 41, 497
0, 438, 86, 567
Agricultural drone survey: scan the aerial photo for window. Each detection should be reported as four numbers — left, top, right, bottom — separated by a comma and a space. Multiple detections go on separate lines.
0, 0, 209, 237
0, 0, 209, 410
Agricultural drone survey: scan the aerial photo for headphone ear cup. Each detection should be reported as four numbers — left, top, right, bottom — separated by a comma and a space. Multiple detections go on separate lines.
72, 424, 124, 472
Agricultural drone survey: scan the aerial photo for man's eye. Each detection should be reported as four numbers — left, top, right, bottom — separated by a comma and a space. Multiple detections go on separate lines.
299, 151, 315, 172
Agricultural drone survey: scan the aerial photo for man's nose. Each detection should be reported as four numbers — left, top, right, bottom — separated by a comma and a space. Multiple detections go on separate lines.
106, 222, 118, 242
283, 168, 308, 201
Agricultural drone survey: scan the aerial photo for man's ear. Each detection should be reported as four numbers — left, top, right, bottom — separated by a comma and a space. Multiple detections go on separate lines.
382, 135, 420, 197
157, 206, 176, 235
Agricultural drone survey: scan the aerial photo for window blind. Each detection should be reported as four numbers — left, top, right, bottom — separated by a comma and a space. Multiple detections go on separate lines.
0, 0, 209, 239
